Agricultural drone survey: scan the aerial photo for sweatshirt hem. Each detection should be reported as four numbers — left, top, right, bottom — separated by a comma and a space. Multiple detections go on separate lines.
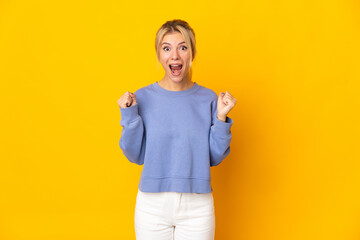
138, 177, 213, 193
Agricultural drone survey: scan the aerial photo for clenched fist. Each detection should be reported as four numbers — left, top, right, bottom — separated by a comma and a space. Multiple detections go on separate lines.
217, 91, 236, 122
117, 91, 137, 108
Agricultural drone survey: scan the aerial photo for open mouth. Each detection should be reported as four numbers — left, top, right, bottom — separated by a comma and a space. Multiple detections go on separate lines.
169, 64, 183, 75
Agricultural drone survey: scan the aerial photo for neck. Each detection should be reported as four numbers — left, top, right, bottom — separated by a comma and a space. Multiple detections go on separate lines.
158, 76, 194, 91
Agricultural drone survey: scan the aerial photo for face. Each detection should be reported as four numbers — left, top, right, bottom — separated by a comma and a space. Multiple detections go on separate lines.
159, 32, 191, 83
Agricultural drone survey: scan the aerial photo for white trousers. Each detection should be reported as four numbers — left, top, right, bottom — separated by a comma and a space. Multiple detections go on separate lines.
134, 189, 215, 240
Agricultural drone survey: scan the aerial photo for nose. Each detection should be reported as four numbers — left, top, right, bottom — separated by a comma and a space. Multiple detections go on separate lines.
171, 49, 180, 60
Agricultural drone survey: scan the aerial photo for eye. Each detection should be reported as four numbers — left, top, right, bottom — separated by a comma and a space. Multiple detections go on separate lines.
180, 46, 187, 51
163, 46, 170, 51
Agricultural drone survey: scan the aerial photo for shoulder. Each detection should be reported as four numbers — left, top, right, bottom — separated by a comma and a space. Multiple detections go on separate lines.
195, 83, 218, 102
133, 83, 157, 101
134, 83, 153, 95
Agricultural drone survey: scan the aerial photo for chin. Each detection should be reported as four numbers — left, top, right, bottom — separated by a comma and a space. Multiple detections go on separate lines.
167, 74, 185, 82
171, 78, 186, 83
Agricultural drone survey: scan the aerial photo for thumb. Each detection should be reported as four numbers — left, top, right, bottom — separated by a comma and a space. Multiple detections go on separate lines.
218, 92, 225, 102
130, 93, 137, 105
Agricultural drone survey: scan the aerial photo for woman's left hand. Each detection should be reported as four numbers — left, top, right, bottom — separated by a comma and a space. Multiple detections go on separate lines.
217, 91, 237, 121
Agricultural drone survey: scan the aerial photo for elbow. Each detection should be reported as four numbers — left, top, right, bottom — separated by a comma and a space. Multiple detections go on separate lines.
122, 150, 144, 165
128, 157, 144, 165
210, 147, 230, 167
119, 139, 145, 165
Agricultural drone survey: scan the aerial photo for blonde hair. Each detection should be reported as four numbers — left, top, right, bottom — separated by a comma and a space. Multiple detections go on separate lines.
155, 19, 196, 80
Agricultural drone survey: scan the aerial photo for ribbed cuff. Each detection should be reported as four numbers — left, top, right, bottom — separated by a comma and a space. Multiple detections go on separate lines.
120, 104, 140, 123
213, 116, 233, 135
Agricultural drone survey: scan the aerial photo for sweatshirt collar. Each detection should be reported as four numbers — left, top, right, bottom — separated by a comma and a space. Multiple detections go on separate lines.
152, 81, 201, 96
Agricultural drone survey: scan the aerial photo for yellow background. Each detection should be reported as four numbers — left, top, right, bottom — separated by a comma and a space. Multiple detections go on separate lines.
1, 0, 359, 239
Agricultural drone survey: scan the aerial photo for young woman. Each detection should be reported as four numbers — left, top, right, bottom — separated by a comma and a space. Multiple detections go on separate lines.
117, 19, 236, 240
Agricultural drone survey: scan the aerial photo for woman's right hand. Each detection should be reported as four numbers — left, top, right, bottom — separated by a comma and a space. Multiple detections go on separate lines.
117, 91, 137, 108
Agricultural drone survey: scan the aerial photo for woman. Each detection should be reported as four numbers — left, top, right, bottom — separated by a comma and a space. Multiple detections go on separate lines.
117, 19, 236, 240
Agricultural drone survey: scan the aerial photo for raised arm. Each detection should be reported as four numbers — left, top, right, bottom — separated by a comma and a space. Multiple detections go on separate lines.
209, 91, 236, 166
118, 92, 146, 165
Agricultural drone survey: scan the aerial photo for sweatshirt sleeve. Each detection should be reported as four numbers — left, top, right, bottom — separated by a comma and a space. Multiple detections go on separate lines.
119, 104, 146, 165
209, 99, 233, 167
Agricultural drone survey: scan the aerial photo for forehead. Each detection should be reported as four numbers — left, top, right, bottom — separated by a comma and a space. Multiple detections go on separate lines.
161, 32, 185, 45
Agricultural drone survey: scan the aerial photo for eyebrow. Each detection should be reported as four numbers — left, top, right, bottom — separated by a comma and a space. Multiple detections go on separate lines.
161, 41, 186, 45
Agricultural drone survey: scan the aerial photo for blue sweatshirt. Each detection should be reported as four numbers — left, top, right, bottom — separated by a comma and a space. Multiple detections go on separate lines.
119, 81, 233, 193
